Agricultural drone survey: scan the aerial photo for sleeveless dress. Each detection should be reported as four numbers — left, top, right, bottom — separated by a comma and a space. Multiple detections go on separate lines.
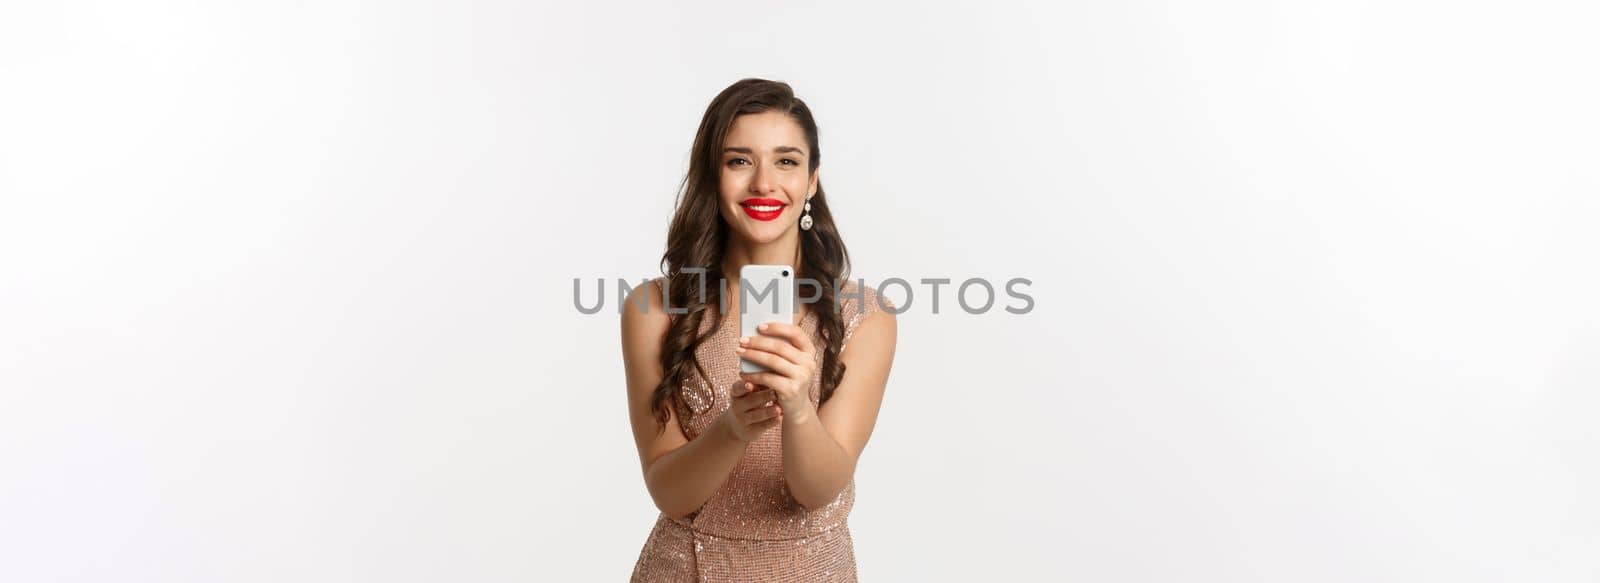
631, 278, 892, 582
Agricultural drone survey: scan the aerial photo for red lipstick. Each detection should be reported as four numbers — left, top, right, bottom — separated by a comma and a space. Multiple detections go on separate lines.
740, 198, 787, 221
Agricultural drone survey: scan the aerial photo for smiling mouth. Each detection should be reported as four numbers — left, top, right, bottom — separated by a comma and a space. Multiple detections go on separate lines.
740, 198, 787, 221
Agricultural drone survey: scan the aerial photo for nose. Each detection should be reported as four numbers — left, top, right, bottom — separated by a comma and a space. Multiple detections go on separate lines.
750, 163, 776, 194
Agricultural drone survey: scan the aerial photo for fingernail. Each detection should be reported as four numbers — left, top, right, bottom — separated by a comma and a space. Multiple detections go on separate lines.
735, 347, 745, 354
758, 323, 768, 331
745, 382, 753, 389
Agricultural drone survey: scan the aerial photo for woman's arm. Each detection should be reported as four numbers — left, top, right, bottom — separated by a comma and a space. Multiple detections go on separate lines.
638, 412, 748, 520
621, 280, 748, 519
784, 311, 897, 508
737, 310, 898, 509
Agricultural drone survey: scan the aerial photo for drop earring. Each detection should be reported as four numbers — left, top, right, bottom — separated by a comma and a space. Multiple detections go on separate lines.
799, 197, 814, 231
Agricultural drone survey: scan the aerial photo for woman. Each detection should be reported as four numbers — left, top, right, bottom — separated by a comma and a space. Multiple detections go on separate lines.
621, 78, 897, 582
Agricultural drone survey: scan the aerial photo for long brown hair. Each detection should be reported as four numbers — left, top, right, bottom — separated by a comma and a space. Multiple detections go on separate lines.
650, 78, 851, 433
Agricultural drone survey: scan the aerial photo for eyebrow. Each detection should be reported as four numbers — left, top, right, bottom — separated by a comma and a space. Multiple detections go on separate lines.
722, 146, 807, 156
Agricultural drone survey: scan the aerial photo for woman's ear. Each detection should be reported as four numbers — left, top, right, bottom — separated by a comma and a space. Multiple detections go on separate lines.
808, 169, 819, 197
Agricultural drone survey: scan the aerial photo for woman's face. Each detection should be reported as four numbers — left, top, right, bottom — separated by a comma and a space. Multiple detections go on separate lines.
718, 111, 818, 244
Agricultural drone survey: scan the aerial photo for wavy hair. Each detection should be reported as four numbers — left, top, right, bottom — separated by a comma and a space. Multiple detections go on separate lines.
650, 78, 851, 434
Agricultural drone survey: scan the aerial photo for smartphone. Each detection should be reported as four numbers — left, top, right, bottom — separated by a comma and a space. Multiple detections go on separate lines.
738, 264, 795, 374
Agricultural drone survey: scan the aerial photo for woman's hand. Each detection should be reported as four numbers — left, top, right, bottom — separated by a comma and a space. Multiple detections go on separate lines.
720, 381, 783, 443
736, 322, 819, 424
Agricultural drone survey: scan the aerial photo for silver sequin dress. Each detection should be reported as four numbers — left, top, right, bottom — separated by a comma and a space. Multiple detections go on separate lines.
631, 279, 892, 582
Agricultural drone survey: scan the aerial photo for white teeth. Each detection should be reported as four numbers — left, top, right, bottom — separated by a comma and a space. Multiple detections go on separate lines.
748, 205, 781, 212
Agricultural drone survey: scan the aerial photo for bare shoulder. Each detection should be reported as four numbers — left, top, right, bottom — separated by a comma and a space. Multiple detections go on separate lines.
840, 279, 898, 348
620, 278, 673, 386
620, 278, 671, 344
843, 300, 896, 357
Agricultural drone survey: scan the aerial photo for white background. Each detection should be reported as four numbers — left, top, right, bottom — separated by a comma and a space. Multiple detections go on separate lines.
2, 1, 1596, 581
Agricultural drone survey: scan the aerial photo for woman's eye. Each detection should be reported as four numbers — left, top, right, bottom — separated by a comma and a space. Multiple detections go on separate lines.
779, 158, 798, 166
727, 158, 749, 167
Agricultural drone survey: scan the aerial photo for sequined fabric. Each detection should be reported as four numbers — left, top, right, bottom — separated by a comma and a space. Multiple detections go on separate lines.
631, 279, 893, 582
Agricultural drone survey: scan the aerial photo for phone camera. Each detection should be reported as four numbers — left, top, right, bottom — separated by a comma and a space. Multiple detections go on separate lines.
782, 270, 789, 277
